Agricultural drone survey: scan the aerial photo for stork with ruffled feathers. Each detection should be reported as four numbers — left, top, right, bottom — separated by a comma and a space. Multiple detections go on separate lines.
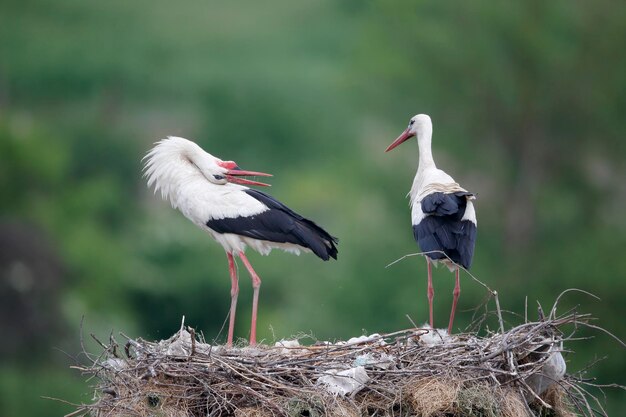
144, 137, 338, 346
386, 114, 477, 333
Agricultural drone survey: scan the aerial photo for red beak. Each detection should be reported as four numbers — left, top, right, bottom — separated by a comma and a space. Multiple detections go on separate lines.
385, 128, 415, 152
225, 168, 273, 187
216, 159, 272, 186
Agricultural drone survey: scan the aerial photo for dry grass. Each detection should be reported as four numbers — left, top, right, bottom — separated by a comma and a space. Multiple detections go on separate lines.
406, 376, 461, 415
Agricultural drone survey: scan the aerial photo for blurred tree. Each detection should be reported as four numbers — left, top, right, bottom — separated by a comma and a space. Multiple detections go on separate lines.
0, 221, 65, 359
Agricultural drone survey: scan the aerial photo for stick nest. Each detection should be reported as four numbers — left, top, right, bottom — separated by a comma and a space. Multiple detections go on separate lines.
71, 307, 616, 417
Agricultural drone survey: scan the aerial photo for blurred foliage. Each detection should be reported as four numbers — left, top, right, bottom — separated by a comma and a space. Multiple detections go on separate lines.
0, 0, 625, 415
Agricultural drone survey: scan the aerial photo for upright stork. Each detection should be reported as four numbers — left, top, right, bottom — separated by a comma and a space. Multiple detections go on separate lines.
385, 114, 477, 333
144, 137, 338, 346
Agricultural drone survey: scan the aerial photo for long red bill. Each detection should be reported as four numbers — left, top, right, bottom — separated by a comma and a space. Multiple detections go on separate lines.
385, 128, 416, 152
226, 169, 273, 187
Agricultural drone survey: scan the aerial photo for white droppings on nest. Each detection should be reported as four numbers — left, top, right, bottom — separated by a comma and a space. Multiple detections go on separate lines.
274, 339, 301, 348
344, 333, 385, 346
317, 333, 386, 348
353, 352, 396, 370
313, 334, 396, 395
103, 358, 127, 371
317, 366, 370, 396
274, 339, 305, 354
163, 329, 193, 356
418, 324, 453, 346
157, 329, 220, 356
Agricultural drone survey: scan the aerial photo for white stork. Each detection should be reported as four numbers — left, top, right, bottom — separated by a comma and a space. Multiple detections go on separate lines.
385, 114, 477, 334
143, 137, 338, 346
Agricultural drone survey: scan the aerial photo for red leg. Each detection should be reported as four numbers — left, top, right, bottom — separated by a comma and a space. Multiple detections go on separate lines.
238, 252, 262, 346
448, 268, 461, 334
226, 253, 239, 347
427, 258, 434, 328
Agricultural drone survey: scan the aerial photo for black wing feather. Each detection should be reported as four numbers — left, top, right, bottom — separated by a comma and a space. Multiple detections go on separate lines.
421, 191, 473, 220
206, 189, 338, 261
414, 191, 476, 269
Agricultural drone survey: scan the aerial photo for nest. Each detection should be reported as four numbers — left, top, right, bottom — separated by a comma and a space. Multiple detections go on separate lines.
67, 297, 621, 417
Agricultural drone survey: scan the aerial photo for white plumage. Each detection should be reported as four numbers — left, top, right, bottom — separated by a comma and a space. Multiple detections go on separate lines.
386, 114, 477, 333
144, 136, 338, 346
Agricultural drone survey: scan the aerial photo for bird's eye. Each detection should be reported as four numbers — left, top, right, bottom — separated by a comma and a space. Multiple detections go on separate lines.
409, 120, 415, 126
213, 175, 225, 180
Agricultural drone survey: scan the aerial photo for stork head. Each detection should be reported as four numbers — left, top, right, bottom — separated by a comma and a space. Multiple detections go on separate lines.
172, 138, 273, 187
209, 158, 272, 187
385, 114, 432, 152
169, 141, 273, 187
144, 137, 272, 193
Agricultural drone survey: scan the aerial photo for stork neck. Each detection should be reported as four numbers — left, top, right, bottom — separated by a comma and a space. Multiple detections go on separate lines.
184, 146, 212, 180
417, 135, 436, 169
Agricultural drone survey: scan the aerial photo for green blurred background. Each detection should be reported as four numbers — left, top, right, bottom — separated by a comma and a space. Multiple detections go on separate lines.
1, 0, 624, 415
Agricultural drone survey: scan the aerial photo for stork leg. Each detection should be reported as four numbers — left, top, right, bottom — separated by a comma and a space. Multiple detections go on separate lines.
427, 258, 434, 329
448, 268, 461, 334
238, 252, 262, 346
226, 253, 239, 347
